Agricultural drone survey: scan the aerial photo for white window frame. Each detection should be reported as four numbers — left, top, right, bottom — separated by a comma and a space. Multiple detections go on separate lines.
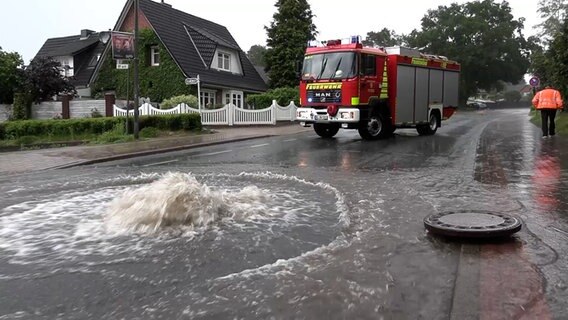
225, 90, 243, 108
217, 52, 231, 71
200, 89, 216, 108
151, 46, 160, 66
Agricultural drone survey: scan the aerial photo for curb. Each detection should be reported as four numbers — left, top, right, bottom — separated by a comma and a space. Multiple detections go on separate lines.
50, 134, 274, 170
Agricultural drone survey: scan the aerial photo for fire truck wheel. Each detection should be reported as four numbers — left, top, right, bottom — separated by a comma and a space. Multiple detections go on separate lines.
313, 123, 340, 138
358, 114, 389, 140
417, 112, 440, 136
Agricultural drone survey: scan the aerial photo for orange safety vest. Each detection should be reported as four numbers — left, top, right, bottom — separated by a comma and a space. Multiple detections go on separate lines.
532, 88, 563, 110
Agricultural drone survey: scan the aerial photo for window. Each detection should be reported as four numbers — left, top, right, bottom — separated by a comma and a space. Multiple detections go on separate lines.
302, 52, 356, 80
200, 90, 216, 108
225, 91, 243, 108
361, 54, 376, 76
217, 52, 230, 71
151, 46, 160, 66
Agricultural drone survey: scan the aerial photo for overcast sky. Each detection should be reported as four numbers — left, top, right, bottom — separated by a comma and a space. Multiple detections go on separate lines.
0, 0, 540, 64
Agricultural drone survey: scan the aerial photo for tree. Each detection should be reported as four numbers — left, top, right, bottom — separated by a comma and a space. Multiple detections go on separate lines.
406, 0, 530, 104
0, 47, 25, 104
362, 28, 403, 47
535, 0, 568, 41
246, 45, 267, 67
24, 57, 75, 103
265, 0, 317, 88
541, 17, 568, 98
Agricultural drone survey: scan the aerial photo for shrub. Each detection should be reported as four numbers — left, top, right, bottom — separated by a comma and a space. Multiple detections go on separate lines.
161, 95, 198, 109
139, 127, 159, 138
1, 113, 201, 140
18, 135, 38, 145
246, 87, 299, 109
504, 90, 522, 102
11, 93, 32, 120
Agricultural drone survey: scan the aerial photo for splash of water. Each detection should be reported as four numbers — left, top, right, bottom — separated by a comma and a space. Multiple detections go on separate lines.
105, 172, 269, 234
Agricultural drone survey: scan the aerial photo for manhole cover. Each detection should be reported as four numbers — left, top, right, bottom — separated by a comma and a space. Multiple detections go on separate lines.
424, 211, 522, 238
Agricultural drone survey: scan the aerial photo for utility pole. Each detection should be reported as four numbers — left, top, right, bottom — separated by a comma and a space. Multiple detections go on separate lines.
133, 0, 140, 139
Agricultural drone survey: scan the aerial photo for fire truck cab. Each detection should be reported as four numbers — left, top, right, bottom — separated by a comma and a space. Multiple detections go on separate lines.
296, 38, 461, 140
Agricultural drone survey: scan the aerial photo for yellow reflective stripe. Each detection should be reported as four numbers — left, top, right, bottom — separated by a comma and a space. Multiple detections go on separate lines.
380, 62, 389, 99
411, 58, 428, 66
351, 97, 360, 105
306, 83, 342, 90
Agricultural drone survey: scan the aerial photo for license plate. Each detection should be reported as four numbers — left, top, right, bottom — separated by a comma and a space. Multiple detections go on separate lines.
316, 115, 328, 120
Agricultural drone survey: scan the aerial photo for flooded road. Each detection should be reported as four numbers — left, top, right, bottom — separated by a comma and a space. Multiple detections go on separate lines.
1, 109, 568, 319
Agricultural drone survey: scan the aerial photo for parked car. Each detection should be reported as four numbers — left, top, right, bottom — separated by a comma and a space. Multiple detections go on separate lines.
467, 102, 488, 110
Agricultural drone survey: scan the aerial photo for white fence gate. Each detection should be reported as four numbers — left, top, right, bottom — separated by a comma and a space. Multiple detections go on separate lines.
113, 100, 298, 126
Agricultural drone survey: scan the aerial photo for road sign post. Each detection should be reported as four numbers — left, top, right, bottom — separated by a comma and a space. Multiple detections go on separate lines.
529, 76, 540, 96
185, 75, 201, 111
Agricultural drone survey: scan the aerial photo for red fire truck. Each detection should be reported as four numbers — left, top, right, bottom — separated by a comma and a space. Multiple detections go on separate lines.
296, 38, 461, 140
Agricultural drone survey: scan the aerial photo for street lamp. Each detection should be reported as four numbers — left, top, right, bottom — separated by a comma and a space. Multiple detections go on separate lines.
98, 29, 111, 45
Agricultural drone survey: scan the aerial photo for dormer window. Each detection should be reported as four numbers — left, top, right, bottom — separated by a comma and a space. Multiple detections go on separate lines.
151, 46, 160, 66
217, 52, 230, 71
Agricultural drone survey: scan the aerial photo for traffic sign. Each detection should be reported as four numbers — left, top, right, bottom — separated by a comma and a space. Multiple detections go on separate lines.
185, 77, 199, 85
529, 76, 540, 88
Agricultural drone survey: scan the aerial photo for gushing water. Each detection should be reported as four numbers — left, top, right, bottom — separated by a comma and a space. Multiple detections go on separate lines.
105, 172, 269, 234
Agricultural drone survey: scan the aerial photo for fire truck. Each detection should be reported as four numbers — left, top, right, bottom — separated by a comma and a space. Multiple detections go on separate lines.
296, 37, 461, 140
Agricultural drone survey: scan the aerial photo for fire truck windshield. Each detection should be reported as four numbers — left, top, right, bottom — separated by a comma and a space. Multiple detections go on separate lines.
302, 52, 356, 80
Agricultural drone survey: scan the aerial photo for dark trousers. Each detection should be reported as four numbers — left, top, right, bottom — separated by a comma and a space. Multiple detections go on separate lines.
541, 109, 558, 136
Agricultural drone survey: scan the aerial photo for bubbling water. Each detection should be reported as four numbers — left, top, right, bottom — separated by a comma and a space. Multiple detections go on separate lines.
105, 172, 270, 234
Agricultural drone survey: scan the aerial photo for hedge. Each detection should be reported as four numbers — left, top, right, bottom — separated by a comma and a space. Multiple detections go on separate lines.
0, 113, 202, 140
246, 87, 299, 109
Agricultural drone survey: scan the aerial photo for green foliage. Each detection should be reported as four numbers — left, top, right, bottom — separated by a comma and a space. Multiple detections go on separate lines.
95, 124, 134, 144
93, 29, 190, 102
139, 126, 159, 138
406, 0, 530, 104
504, 90, 522, 102
18, 135, 38, 145
247, 45, 267, 67
25, 57, 75, 103
536, 0, 568, 41
11, 93, 32, 120
363, 28, 403, 47
0, 47, 25, 104
1, 113, 201, 140
265, 0, 317, 89
531, 17, 568, 100
161, 94, 198, 109
246, 87, 299, 109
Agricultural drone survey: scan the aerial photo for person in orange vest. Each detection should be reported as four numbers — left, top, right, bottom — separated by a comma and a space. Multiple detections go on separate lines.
532, 86, 563, 138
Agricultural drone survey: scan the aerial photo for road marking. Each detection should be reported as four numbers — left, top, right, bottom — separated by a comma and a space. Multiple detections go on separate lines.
194, 150, 233, 157
283, 139, 297, 142
248, 143, 270, 148
143, 159, 178, 167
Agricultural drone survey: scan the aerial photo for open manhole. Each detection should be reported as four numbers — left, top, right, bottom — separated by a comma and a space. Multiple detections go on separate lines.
424, 211, 522, 238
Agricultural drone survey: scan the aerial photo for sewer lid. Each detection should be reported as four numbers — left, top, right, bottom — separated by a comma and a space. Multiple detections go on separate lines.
424, 211, 522, 238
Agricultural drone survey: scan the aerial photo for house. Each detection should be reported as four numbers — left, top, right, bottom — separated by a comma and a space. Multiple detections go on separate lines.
33, 29, 106, 97
93, 0, 267, 107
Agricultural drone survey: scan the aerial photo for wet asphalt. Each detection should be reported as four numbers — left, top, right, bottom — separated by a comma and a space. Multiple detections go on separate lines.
1, 108, 567, 319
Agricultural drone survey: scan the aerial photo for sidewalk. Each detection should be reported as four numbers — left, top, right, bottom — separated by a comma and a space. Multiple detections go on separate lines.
0, 124, 311, 175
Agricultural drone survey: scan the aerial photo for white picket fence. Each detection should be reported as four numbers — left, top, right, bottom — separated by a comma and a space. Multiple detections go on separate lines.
113, 100, 297, 126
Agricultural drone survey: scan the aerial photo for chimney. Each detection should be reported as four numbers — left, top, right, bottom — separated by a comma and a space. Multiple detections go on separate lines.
160, 0, 172, 8
80, 29, 95, 40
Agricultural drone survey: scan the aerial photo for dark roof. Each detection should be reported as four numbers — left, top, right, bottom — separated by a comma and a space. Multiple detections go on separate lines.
137, 0, 267, 92
254, 66, 269, 85
35, 34, 100, 58
34, 33, 105, 88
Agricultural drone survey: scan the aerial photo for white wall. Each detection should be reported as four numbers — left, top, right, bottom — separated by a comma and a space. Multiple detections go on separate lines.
210, 48, 243, 75
70, 100, 105, 118
32, 101, 61, 120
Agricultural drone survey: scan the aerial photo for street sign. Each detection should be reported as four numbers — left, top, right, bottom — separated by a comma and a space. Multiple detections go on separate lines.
529, 76, 540, 88
117, 64, 129, 70
185, 77, 199, 85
